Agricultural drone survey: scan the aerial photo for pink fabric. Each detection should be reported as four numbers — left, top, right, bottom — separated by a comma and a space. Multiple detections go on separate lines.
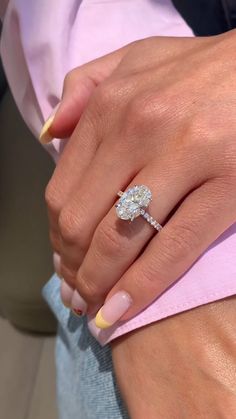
1, 0, 236, 345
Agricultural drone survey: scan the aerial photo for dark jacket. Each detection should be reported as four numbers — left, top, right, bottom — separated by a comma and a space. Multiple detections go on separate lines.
173, 0, 236, 35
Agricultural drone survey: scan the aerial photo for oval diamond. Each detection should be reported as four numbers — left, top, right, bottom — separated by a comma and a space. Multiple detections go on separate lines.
116, 185, 152, 221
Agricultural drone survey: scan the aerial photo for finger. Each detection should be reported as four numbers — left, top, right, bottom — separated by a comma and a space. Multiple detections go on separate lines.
60, 280, 74, 308
45, 100, 101, 259
58, 141, 141, 277
95, 179, 235, 328
74, 156, 206, 309
53, 252, 62, 278
39, 35, 210, 144
40, 46, 131, 143
52, 252, 75, 308
45, 52, 134, 263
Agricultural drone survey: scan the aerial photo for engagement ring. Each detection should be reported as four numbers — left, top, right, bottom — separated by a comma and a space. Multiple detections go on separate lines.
115, 185, 162, 232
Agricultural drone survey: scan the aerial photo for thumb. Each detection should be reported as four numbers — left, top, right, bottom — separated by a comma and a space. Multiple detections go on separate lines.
39, 45, 130, 144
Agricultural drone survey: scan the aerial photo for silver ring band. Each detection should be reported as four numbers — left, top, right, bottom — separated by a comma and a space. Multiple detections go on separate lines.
115, 185, 162, 232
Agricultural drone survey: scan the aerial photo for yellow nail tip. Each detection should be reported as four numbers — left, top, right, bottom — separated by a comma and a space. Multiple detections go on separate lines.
39, 115, 54, 144
95, 309, 112, 329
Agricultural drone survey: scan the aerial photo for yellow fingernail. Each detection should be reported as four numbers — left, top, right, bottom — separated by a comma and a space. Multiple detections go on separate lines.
95, 309, 112, 329
39, 115, 55, 144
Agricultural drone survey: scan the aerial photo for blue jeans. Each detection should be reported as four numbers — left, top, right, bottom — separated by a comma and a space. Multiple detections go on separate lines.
43, 275, 129, 419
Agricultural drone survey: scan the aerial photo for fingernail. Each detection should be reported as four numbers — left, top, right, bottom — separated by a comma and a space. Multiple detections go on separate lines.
39, 103, 60, 144
71, 290, 88, 317
53, 252, 62, 278
60, 280, 74, 308
95, 291, 132, 329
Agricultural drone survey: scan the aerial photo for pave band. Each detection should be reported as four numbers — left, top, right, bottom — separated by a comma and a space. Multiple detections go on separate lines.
115, 185, 162, 232
140, 209, 162, 231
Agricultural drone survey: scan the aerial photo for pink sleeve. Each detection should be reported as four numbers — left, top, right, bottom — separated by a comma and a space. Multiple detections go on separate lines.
1, 0, 236, 346
88, 225, 236, 345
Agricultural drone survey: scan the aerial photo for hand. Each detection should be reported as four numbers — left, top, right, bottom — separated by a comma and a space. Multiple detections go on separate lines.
45, 32, 236, 326
112, 297, 236, 419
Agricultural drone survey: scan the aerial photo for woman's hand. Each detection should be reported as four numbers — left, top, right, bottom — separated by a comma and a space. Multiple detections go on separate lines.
112, 297, 236, 419
44, 32, 236, 326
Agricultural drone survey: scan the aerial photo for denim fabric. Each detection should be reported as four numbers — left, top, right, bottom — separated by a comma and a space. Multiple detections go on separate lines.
43, 275, 129, 419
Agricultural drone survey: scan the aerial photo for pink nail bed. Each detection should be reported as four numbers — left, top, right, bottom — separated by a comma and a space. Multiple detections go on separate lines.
60, 281, 74, 308
71, 290, 88, 317
100, 291, 132, 326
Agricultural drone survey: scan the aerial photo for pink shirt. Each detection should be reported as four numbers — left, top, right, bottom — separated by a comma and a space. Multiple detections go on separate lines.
1, 0, 236, 345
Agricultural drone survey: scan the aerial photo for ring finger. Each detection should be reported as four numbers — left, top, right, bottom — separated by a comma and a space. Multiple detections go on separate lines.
58, 142, 143, 283
73, 154, 207, 312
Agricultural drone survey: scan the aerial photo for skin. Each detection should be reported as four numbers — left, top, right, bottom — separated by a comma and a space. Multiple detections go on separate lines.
46, 32, 236, 320
111, 297, 236, 419
43, 32, 236, 416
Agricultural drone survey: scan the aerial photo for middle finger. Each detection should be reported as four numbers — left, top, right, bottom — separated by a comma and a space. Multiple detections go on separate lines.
58, 141, 143, 282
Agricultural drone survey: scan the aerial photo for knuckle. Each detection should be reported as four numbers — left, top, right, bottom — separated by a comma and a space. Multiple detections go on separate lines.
126, 96, 152, 131
131, 266, 159, 292
186, 115, 222, 153
214, 176, 236, 205
147, 91, 172, 122
60, 263, 76, 287
49, 230, 61, 253
76, 270, 102, 303
58, 207, 86, 248
161, 222, 199, 265
63, 68, 79, 89
222, 146, 236, 178
125, 91, 171, 136
186, 116, 236, 178
92, 79, 125, 114
187, 116, 212, 146
93, 83, 114, 112
58, 208, 77, 244
45, 180, 62, 216
128, 261, 165, 295
132, 222, 199, 290
94, 222, 124, 258
186, 120, 201, 145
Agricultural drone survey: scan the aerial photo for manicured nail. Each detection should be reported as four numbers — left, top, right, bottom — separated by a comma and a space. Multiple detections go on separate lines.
60, 280, 74, 308
39, 103, 60, 144
95, 291, 132, 329
53, 252, 62, 278
71, 290, 88, 317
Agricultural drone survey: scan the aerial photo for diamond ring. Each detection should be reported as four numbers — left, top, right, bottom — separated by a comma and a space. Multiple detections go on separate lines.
115, 185, 162, 232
